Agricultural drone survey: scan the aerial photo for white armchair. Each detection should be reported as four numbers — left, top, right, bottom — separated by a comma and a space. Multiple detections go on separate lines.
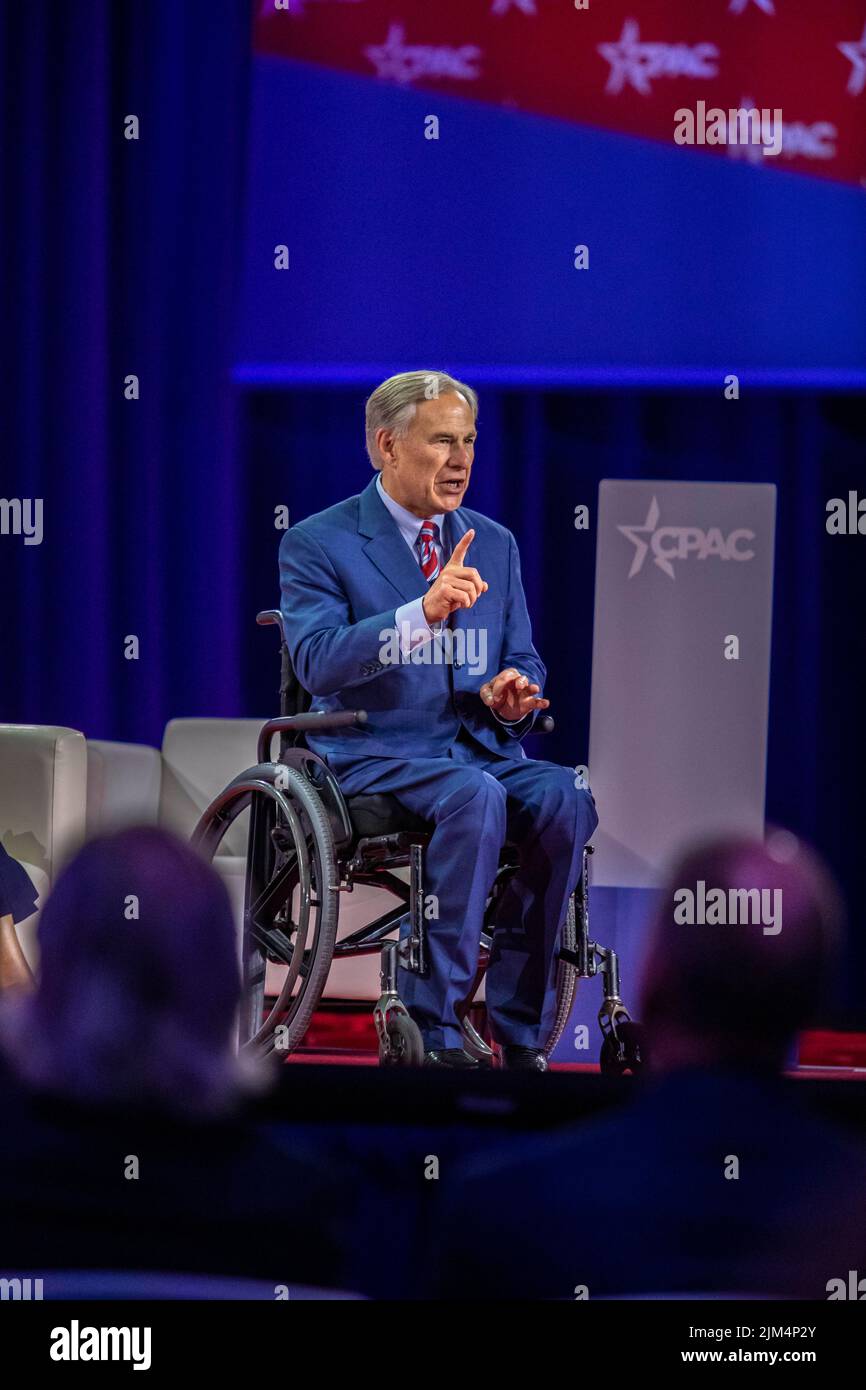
1, 717, 389, 1005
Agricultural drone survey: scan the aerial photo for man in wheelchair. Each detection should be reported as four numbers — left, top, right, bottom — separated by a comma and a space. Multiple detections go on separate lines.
277, 370, 598, 1071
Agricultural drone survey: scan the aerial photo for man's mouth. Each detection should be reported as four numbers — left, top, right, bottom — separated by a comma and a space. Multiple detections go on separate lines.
437, 478, 466, 495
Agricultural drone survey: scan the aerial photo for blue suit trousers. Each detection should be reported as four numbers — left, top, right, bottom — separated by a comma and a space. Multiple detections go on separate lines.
330, 729, 598, 1050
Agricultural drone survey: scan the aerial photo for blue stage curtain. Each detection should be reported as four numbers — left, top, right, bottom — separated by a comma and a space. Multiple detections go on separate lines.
1, 0, 252, 740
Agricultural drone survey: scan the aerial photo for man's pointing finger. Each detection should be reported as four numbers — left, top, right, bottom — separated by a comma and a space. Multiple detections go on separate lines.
449, 529, 475, 566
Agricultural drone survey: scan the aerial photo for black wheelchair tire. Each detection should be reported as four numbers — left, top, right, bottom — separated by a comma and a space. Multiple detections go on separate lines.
544, 894, 579, 1058
192, 763, 339, 1057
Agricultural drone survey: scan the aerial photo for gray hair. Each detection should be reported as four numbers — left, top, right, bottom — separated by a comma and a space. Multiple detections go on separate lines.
364, 370, 479, 469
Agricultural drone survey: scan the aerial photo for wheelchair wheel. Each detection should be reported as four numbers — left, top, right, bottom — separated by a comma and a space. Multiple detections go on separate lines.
376, 1004, 425, 1067
193, 763, 339, 1057
599, 1021, 647, 1076
543, 893, 579, 1058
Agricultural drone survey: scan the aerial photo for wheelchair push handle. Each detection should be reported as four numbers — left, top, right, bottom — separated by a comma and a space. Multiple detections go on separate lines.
257, 608, 286, 639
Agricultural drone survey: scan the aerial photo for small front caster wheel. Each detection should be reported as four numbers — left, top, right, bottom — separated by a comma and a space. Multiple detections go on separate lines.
377, 1007, 424, 1067
600, 1021, 647, 1076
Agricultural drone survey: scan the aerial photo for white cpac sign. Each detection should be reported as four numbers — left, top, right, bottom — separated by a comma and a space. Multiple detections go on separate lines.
617, 496, 756, 579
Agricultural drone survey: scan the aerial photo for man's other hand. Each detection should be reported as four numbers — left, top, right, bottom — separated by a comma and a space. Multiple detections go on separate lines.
479, 668, 549, 723
422, 528, 488, 625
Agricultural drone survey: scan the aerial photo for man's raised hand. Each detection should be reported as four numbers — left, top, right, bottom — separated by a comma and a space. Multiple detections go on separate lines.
479, 668, 549, 723
422, 528, 489, 625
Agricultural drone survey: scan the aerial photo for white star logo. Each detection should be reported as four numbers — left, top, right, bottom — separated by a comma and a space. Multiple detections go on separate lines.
618, 497, 671, 578
728, 0, 775, 15
365, 24, 408, 82
597, 18, 718, 97
364, 23, 481, 85
838, 22, 866, 96
598, 18, 651, 96
491, 0, 536, 13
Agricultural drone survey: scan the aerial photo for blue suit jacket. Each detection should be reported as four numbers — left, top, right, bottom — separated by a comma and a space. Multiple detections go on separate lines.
278, 475, 546, 763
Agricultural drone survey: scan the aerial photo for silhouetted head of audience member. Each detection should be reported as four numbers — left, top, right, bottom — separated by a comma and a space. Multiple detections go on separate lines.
0, 826, 265, 1116
639, 829, 844, 1076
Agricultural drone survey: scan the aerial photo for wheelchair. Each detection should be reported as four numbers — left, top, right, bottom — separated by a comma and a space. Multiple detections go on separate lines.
192, 610, 644, 1072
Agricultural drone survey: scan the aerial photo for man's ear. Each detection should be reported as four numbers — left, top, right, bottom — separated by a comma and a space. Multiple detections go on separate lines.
376, 427, 397, 467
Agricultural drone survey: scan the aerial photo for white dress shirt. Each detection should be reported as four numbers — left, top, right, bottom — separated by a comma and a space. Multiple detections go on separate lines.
375, 472, 519, 724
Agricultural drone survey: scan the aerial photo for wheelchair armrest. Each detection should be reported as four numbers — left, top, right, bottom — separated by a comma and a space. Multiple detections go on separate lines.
258, 710, 367, 763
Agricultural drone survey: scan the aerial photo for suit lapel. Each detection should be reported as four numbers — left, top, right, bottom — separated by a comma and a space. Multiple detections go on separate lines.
357, 477, 481, 614
443, 506, 471, 558
357, 475, 429, 606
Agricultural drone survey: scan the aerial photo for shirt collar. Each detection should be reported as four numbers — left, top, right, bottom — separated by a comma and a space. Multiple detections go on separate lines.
376, 472, 445, 543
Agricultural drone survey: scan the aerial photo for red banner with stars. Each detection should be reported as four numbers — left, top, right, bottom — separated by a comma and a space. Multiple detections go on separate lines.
254, 0, 866, 186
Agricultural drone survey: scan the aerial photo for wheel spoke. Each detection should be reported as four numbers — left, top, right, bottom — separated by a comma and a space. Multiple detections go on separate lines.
249, 921, 296, 967
248, 853, 297, 924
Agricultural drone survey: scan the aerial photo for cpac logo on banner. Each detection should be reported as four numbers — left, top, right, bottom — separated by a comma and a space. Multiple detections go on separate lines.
598, 18, 718, 96
618, 497, 755, 580
365, 23, 481, 85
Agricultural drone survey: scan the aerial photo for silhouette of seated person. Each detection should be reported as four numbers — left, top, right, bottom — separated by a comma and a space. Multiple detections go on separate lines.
420, 832, 866, 1299
0, 827, 354, 1288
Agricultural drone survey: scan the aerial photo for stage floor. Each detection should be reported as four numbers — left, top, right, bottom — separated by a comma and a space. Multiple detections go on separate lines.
285, 1009, 866, 1079
287, 1053, 866, 1081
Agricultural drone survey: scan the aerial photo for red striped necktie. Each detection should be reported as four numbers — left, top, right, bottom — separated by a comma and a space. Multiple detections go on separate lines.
417, 519, 441, 582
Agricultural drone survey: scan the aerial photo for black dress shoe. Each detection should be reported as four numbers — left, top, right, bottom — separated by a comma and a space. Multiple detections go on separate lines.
423, 1047, 481, 1069
502, 1045, 549, 1073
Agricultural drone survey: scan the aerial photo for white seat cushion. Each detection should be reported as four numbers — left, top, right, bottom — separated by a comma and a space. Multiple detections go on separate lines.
86, 740, 162, 836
